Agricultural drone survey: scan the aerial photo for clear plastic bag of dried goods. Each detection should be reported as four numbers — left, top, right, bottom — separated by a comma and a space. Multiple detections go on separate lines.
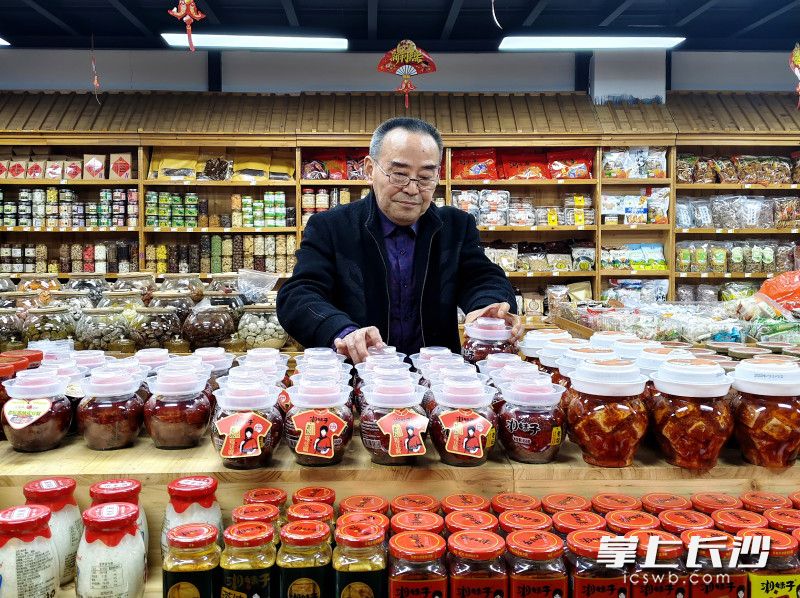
238, 269, 279, 305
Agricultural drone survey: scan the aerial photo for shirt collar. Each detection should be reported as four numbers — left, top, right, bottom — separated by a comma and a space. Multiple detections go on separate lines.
377, 204, 419, 237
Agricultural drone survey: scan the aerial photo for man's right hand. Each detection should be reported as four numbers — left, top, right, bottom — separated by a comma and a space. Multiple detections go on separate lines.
334, 326, 385, 364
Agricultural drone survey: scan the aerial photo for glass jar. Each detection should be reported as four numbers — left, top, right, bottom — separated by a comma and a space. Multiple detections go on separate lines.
507, 530, 568, 598
462, 317, 516, 365
448, 530, 508, 598
0, 505, 60, 597
552, 510, 606, 541
567, 360, 649, 467
160, 272, 205, 303
89, 478, 149, 549
145, 369, 211, 449
232, 504, 281, 547
221, 521, 277, 598
732, 358, 800, 467
163, 523, 221, 598
278, 521, 332, 598
150, 290, 194, 325
244, 488, 288, 526
0, 290, 41, 319
489, 361, 541, 412
0, 307, 23, 351
238, 303, 288, 349
605, 510, 660, 535
389, 531, 447, 598
430, 378, 497, 467
205, 290, 245, 324
567, 530, 628, 598
65, 272, 109, 306
391, 494, 441, 515
50, 290, 93, 325
161, 476, 223, 557
182, 306, 236, 350
23, 306, 74, 342
77, 369, 143, 451
113, 272, 156, 305
2, 374, 71, 452
75, 308, 130, 351
0, 273, 15, 292
130, 306, 181, 349
591, 494, 642, 515
390, 511, 446, 536
23, 477, 82, 585
445, 510, 500, 535
208, 272, 239, 294
77, 502, 146, 598
498, 375, 567, 464
739, 528, 800, 575
640, 493, 692, 515
680, 529, 748, 598
690, 492, 743, 515
287, 503, 335, 540
499, 510, 553, 536
211, 380, 282, 469
284, 379, 353, 466
18, 272, 61, 304
333, 523, 386, 598
518, 328, 571, 367
0, 362, 17, 440
537, 338, 589, 383
625, 529, 688, 598
194, 346, 235, 391
740, 491, 792, 513
98, 290, 145, 323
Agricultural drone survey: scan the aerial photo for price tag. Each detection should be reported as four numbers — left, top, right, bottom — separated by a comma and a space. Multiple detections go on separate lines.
744, 183, 752, 189
153, 227, 161, 232
578, 225, 585, 230
170, 227, 178, 232
629, 224, 638, 229
715, 228, 723, 234
200, 227, 208, 232
60, 179, 67, 185
679, 273, 687, 278
682, 228, 689, 233
186, 228, 194, 233
792, 229, 799, 234
792, 184, 798, 189
575, 209, 585, 226
727, 229, 734, 234
505, 271, 510, 277
724, 273, 732, 278
99, 227, 107, 231
700, 273, 709, 278
72, 227, 80, 232
767, 273, 774, 278
557, 179, 565, 185
109, 226, 117, 231
526, 272, 533, 277
223, 227, 231, 232
631, 270, 639, 275
58, 227, 66, 232
552, 271, 560, 277
482, 179, 491, 185
127, 227, 135, 231
255, 227, 263, 232
250, 180, 257, 186
488, 226, 496, 231
529, 226, 537, 231
183, 180, 190, 186
745, 272, 752, 278
45, 227, 53, 232
22, 227, 30, 232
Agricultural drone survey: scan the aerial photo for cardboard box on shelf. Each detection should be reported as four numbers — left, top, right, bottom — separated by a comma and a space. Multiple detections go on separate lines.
8, 160, 27, 179
45, 161, 63, 180
83, 154, 106, 180
64, 159, 83, 180
26, 160, 45, 179
109, 152, 133, 180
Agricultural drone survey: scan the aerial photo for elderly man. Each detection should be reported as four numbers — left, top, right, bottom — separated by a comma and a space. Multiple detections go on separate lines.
277, 117, 520, 363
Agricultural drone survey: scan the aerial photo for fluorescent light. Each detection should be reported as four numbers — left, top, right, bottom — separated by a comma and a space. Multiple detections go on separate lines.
0, 37, 9, 46
161, 33, 347, 51
499, 36, 685, 51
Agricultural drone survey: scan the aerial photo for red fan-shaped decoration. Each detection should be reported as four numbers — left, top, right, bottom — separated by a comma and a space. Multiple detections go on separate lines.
377, 40, 437, 109
168, 0, 206, 52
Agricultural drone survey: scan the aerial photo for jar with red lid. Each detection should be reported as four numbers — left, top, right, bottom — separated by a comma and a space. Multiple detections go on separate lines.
537, 338, 589, 382
552, 510, 606, 540
555, 346, 617, 397
448, 530, 508, 598
442, 493, 491, 514
499, 510, 553, 536
641, 493, 692, 514
498, 374, 567, 464
430, 377, 497, 467
287, 502, 335, 540
519, 329, 572, 367
445, 510, 499, 535
492, 492, 541, 515
389, 530, 448, 598
277, 521, 332, 598
568, 360, 649, 467
566, 530, 628, 598
391, 494, 440, 515
680, 529, 747, 598
765, 509, 800, 534
284, 378, 353, 466
732, 359, 800, 468
650, 359, 734, 470
163, 523, 222, 598
77, 369, 142, 450
220, 521, 276, 598
625, 529, 688, 598
711, 508, 768, 534
145, 368, 210, 449
592, 494, 643, 515
340, 495, 390, 515
605, 510, 660, 535
3, 348, 44, 368
0, 504, 60, 598
244, 487, 288, 521
333, 523, 387, 598
658, 510, 714, 535
740, 491, 792, 513
232, 504, 281, 546
2, 373, 71, 452
739, 528, 800, 574
391, 511, 445, 536
89, 478, 148, 548
161, 476, 223, 557
691, 493, 743, 515
77, 502, 146, 598
542, 494, 592, 515
23, 477, 82, 585
293, 486, 336, 507
462, 317, 517, 365
506, 530, 568, 598
360, 376, 429, 465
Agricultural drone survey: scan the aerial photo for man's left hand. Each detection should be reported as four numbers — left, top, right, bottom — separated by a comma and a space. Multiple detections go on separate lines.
465, 302, 523, 344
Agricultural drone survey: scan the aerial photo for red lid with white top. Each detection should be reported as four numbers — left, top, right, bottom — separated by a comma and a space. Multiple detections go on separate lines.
589, 331, 636, 349
80, 369, 142, 398
464, 317, 512, 342
82, 502, 138, 531
433, 377, 494, 409
89, 479, 142, 505
613, 338, 662, 360
232, 504, 280, 524
519, 329, 571, 358
23, 478, 77, 510
652, 359, 733, 398
167, 476, 218, 499
569, 359, 647, 397
733, 359, 800, 396
167, 523, 218, 549
0, 505, 51, 536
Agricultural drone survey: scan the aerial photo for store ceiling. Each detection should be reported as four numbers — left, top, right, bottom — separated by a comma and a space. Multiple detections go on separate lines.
0, 0, 796, 52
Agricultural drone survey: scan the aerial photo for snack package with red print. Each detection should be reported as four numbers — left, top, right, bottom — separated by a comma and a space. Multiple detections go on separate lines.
548, 149, 594, 180
452, 149, 499, 180
497, 149, 549, 180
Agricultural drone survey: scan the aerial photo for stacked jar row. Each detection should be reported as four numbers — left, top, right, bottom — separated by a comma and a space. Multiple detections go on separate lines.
0, 242, 48, 273
55, 239, 138, 274
0, 187, 138, 228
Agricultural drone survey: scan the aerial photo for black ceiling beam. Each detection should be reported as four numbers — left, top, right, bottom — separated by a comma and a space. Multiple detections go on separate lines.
107, 0, 153, 38
196, 0, 221, 25
733, 0, 800, 36
522, 0, 549, 27
281, 0, 300, 27
441, 0, 464, 39
368, 0, 378, 40
599, 0, 636, 27
675, 0, 719, 27
20, 0, 79, 36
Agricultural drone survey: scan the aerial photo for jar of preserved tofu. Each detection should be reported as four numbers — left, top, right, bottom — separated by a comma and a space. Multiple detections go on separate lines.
462, 317, 516, 365
0, 505, 60, 598
77, 369, 143, 451
160, 476, 223, 557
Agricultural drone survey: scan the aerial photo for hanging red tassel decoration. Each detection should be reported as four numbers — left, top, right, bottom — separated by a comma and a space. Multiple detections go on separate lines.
168, 0, 206, 52
377, 40, 437, 110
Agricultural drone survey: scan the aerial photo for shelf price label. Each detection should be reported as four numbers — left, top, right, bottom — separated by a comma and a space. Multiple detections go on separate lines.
744, 183, 752, 189
170, 227, 178, 232
767, 273, 774, 278
792, 184, 798, 189
200, 227, 208, 232
58, 227, 66, 232
715, 228, 723, 233
681, 228, 689, 233
109, 226, 116, 231
577, 225, 585, 230
727, 229, 734, 234
629, 224, 638, 229
22, 227, 30, 232
505, 272, 510, 277
250, 180, 257, 186
99, 227, 107, 231
744, 273, 752, 278
700, 273, 709, 278
529, 226, 537, 231
792, 229, 799, 234
557, 179, 564, 185
552, 271, 560, 277
724, 273, 732, 278
630, 270, 638, 275
223, 227, 231, 232
255, 228, 263, 233
679, 273, 687, 278
186, 228, 194, 233
60, 179, 67, 185
488, 226, 496, 231
153, 227, 161, 232
183, 180, 190, 186
526, 272, 533, 277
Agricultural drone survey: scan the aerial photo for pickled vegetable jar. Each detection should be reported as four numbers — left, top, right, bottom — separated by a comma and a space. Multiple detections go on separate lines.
76, 307, 130, 351
554, 346, 617, 392
537, 337, 589, 382
23, 306, 74, 342
552, 510, 606, 540
679, 529, 747, 598
491, 492, 541, 515
0, 504, 60, 598
657, 509, 714, 535
77, 369, 143, 451
278, 521, 332, 598
567, 530, 628, 598
591, 493, 642, 515
506, 530, 568, 598
625, 529, 688, 598
462, 317, 516, 365
333, 523, 386, 598
740, 491, 792, 513
739, 528, 800, 574
447, 530, 508, 598
2, 373, 71, 452
541, 494, 592, 515
390, 511, 445, 535
163, 523, 221, 598
605, 510, 660, 535
499, 510, 553, 536
389, 531, 447, 598
0, 290, 41, 319
519, 328, 571, 367
221, 521, 276, 598
145, 369, 211, 449
161, 476, 223, 557
409, 345, 454, 372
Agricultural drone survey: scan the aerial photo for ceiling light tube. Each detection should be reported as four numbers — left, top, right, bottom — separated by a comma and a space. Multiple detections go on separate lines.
499, 36, 685, 51
161, 33, 348, 51
0, 37, 9, 47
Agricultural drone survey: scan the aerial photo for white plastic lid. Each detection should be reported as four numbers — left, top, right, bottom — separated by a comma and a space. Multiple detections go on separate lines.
41, 351, 72, 365
368, 345, 397, 356
490, 362, 541, 385
362, 378, 425, 408
556, 347, 617, 375
21, 361, 86, 382
497, 375, 567, 407
303, 347, 335, 358
651, 358, 733, 398
287, 379, 350, 409
420, 354, 465, 378
82, 370, 140, 398
71, 350, 110, 370
569, 359, 648, 397
733, 358, 800, 396
291, 363, 352, 387
148, 369, 209, 397
214, 379, 278, 411
589, 331, 637, 349
433, 377, 493, 409
294, 353, 348, 372
355, 357, 410, 379
134, 348, 171, 369
194, 347, 236, 374
361, 368, 421, 388
427, 363, 479, 385
409, 347, 453, 371
613, 339, 662, 360
103, 360, 152, 384
519, 328, 572, 357
224, 363, 287, 386
636, 347, 693, 375
3, 374, 70, 399
464, 317, 513, 342
538, 338, 589, 368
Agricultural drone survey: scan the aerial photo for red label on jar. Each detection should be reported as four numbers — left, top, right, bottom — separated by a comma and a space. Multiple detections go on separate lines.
510, 574, 568, 598
390, 578, 447, 598
3, 399, 52, 430
572, 575, 627, 598
377, 409, 428, 457
278, 389, 292, 412
214, 412, 273, 458
290, 409, 347, 459
451, 576, 508, 598
688, 573, 747, 598
748, 573, 800, 598
629, 574, 689, 598
439, 409, 493, 459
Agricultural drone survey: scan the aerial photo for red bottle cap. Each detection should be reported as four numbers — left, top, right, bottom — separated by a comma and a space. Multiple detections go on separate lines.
625, 529, 684, 560
339, 495, 390, 515
287, 502, 334, 523
499, 510, 553, 534
391, 494, 440, 514
3, 349, 43, 367
552, 510, 606, 534
23, 477, 76, 502
691, 492, 743, 514
337, 512, 390, 535
740, 491, 792, 513
0, 505, 51, 535
445, 510, 499, 534
292, 486, 335, 506
441, 493, 490, 514
232, 503, 280, 524
605, 510, 660, 534
243, 487, 287, 508
224, 521, 274, 547
739, 528, 798, 557
658, 510, 715, 534
167, 523, 218, 549
641, 493, 692, 514
542, 493, 592, 514
280, 521, 330, 546
167, 476, 218, 499
506, 530, 564, 560
0, 356, 31, 373
566, 530, 615, 559
0, 363, 15, 378
89, 479, 142, 505
680, 529, 735, 556
390, 511, 445, 535
82, 502, 139, 530
389, 531, 447, 561
448, 530, 506, 560
790, 491, 800, 510
711, 508, 769, 534
592, 493, 643, 514
765, 508, 800, 533
491, 492, 541, 514
335, 523, 384, 548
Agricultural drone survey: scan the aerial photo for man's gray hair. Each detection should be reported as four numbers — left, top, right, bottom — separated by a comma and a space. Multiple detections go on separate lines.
369, 117, 444, 159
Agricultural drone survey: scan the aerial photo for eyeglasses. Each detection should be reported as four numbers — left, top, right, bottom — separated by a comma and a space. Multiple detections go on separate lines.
373, 161, 438, 191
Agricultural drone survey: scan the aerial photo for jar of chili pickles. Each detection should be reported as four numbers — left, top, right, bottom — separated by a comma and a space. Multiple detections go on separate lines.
567, 530, 628, 598
333, 523, 387, 598
448, 530, 508, 598
390, 511, 445, 536
680, 529, 747, 598
163, 523, 221, 598
278, 521, 331, 598
462, 317, 516, 365
389, 531, 448, 598
506, 530, 568, 598
499, 510, 553, 536
625, 529, 688, 598
220, 521, 276, 598
519, 328, 571, 367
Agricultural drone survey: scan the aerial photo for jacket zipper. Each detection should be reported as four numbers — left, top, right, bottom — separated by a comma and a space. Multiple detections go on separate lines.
365, 225, 392, 345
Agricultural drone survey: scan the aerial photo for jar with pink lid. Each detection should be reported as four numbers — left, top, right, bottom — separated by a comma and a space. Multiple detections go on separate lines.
20, 358, 87, 436
145, 369, 211, 449
419, 353, 467, 387
70, 349, 109, 371
498, 374, 567, 463
194, 346, 236, 390
155, 356, 214, 407
462, 317, 516, 365
489, 362, 541, 412
77, 369, 143, 450
236, 347, 291, 386
134, 347, 171, 372
2, 373, 71, 452
589, 331, 636, 349
354, 353, 411, 411
409, 346, 453, 372
293, 348, 347, 375
650, 358, 734, 470
422, 364, 481, 415
289, 362, 355, 415
103, 356, 153, 405
537, 337, 589, 382
567, 359, 649, 467
429, 377, 497, 467
359, 366, 422, 413
475, 351, 522, 378
518, 328, 571, 367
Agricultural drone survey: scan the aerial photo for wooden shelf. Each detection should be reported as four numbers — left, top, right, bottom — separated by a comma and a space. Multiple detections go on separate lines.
601, 269, 669, 277
0, 226, 138, 233
144, 226, 297, 234
0, 179, 139, 186
506, 271, 596, 278
602, 224, 671, 231
676, 228, 797, 235
144, 179, 296, 188
675, 272, 773, 280
676, 183, 800, 191
451, 179, 597, 187
601, 178, 671, 186
478, 225, 597, 232
299, 180, 370, 186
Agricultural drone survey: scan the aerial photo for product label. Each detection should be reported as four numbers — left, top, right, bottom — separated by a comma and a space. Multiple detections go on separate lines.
376, 409, 428, 457
3, 399, 52, 430
336, 570, 385, 598
277, 389, 293, 413
214, 412, 273, 459
575, 209, 586, 226
572, 575, 627, 598
749, 573, 800, 598
629, 574, 688, 598
451, 576, 507, 598
281, 567, 326, 598
290, 409, 347, 459
547, 211, 559, 226
438, 409, 492, 459
0, 541, 58, 598
510, 574, 568, 598
689, 573, 748, 598
163, 569, 218, 598
390, 577, 448, 598
221, 565, 272, 598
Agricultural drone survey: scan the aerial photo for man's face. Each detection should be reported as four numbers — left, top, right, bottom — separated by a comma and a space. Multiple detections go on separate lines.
365, 128, 440, 226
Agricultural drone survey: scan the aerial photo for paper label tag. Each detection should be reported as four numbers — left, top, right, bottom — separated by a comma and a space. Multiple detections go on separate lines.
376, 408, 428, 457
3, 399, 53, 430
215, 412, 273, 459
438, 408, 493, 459
290, 409, 347, 459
